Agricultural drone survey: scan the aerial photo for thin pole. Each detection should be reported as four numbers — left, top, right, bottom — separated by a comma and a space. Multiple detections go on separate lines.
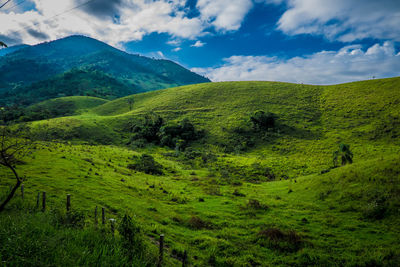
158, 234, 164, 267
66, 194, 71, 211
42, 192, 46, 212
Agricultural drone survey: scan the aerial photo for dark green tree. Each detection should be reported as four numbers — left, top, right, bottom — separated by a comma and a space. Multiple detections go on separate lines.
333, 143, 353, 167
127, 98, 134, 111
250, 111, 277, 131
0, 126, 36, 212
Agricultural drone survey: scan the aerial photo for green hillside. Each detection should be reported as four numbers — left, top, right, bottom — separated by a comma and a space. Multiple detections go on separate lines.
1, 77, 399, 266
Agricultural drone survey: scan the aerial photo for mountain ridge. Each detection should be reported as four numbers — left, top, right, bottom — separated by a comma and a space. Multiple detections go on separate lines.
0, 35, 209, 106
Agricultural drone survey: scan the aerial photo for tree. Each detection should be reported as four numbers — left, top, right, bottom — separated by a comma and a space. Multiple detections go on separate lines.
0, 126, 36, 212
250, 111, 277, 131
333, 143, 353, 167
127, 98, 134, 111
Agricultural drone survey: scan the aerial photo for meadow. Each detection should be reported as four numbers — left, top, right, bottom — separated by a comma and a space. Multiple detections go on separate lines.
1, 77, 399, 266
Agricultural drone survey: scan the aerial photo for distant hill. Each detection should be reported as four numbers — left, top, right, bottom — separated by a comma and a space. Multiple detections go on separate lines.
0, 35, 209, 105
0, 44, 30, 57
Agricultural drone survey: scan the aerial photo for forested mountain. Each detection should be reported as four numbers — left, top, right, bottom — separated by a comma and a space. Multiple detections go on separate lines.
0, 35, 209, 105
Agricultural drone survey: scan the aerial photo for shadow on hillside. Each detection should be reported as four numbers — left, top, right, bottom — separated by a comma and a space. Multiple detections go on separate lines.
221, 123, 322, 153
279, 123, 323, 140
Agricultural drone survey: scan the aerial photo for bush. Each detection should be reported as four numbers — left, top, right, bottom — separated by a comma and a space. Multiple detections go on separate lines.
188, 216, 212, 230
127, 154, 163, 175
129, 113, 164, 144
363, 196, 388, 220
250, 111, 277, 131
333, 143, 353, 167
246, 199, 269, 210
257, 228, 303, 252
159, 118, 204, 151
118, 215, 145, 256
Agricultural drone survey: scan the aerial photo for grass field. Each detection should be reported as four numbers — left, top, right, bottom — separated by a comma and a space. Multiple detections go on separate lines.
1, 77, 399, 266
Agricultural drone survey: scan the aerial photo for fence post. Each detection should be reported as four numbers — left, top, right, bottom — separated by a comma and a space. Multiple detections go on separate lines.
102, 207, 105, 225
182, 250, 187, 267
94, 206, 98, 225
66, 194, 71, 212
42, 192, 46, 212
36, 192, 40, 209
110, 219, 115, 235
21, 184, 24, 200
158, 234, 164, 267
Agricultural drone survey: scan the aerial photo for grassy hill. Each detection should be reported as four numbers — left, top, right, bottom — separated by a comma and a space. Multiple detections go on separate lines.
1, 77, 399, 266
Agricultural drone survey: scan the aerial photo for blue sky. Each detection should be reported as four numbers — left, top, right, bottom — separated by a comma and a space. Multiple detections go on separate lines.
1, 0, 400, 84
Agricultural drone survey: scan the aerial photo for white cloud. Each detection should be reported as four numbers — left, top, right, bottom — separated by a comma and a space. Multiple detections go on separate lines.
196, 0, 253, 31
1, 0, 255, 46
173, 47, 181, 52
192, 42, 400, 84
272, 0, 400, 42
191, 40, 205, 47
0, 0, 206, 46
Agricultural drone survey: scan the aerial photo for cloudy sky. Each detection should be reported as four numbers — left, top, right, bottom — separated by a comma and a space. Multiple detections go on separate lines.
1, 0, 400, 84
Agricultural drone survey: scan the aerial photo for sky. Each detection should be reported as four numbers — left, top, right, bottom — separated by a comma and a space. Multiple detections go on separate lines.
1, 0, 400, 84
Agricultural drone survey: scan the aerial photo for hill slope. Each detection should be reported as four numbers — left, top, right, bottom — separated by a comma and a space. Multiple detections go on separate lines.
1, 77, 399, 266
0, 35, 210, 105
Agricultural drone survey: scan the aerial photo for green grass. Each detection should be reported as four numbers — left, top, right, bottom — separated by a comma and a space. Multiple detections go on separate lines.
1, 77, 400, 266
29, 96, 109, 115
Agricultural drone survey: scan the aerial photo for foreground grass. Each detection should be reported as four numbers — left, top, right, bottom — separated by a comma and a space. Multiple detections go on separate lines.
0, 207, 159, 266
1, 141, 399, 266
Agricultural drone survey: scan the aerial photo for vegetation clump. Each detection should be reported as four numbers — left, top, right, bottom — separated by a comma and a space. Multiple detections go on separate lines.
129, 114, 203, 150
333, 143, 353, 167
127, 154, 163, 175
250, 111, 277, 131
257, 228, 303, 252
188, 215, 213, 230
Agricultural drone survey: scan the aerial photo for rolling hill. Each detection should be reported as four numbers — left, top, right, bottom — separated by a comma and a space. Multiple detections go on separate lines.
0, 35, 210, 106
1, 77, 399, 266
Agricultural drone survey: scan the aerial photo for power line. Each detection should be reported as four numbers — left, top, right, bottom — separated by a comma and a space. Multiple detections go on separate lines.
2, 0, 26, 12
9, 0, 98, 36
0, 0, 13, 9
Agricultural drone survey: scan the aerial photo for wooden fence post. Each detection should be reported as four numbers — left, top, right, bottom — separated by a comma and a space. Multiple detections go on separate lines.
42, 192, 46, 212
21, 184, 24, 200
182, 250, 187, 267
158, 234, 164, 267
110, 219, 115, 235
66, 194, 71, 212
36, 192, 40, 209
94, 206, 98, 225
102, 207, 105, 225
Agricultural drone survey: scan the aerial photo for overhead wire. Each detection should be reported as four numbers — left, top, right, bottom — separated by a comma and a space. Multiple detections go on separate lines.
5, 0, 99, 37
2, 0, 27, 12
0, 0, 13, 9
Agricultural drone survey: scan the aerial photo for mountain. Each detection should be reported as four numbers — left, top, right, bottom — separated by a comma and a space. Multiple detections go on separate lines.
0, 35, 209, 105
0, 44, 30, 57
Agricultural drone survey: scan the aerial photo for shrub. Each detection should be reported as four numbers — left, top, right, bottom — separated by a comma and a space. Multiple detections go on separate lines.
363, 196, 388, 220
246, 199, 269, 210
159, 118, 204, 151
188, 216, 212, 230
118, 214, 145, 256
129, 113, 164, 144
257, 228, 303, 252
250, 111, 277, 131
127, 154, 163, 175
333, 143, 353, 167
